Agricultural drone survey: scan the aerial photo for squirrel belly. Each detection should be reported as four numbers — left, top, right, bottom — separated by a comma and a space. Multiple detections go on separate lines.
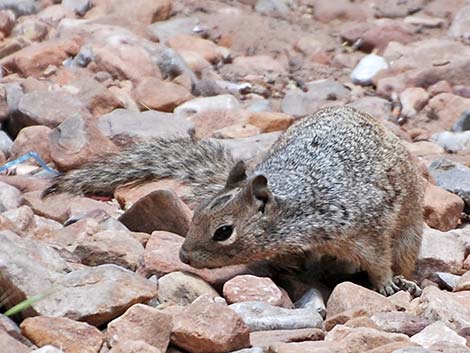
45, 106, 424, 296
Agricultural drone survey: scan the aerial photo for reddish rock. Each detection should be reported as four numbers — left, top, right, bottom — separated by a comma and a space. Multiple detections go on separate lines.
326, 282, 396, 319
415, 228, 465, 282
133, 77, 193, 112
313, 0, 369, 22
340, 20, 413, 53
223, 274, 293, 308
107, 304, 172, 353
370, 312, 431, 336
325, 325, 411, 353
115, 180, 191, 210
324, 308, 369, 331
0, 10, 15, 37
10, 126, 52, 163
190, 109, 250, 139
426, 93, 470, 130
20, 316, 104, 353
428, 80, 453, 97
109, 340, 162, 353
91, 39, 162, 84
0, 38, 81, 77
22, 190, 119, 224
250, 328, 325, 348
86, 0, 171, 24
118, 189, 192, 236
165, 295, 250, 353
400, 87, 429, 118
48, 115, 118, 171
416, 286, 470, 331
248, 112, 294, 133
138, 231, 250, 288
423, 183, 464, 231
387, 291, 412, 311
167, 35, 226, 64
213, 123, 260, 139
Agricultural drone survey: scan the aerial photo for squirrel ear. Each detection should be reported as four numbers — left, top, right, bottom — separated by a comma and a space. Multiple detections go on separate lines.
247, 175, 273, 212
225, 161, 247, 189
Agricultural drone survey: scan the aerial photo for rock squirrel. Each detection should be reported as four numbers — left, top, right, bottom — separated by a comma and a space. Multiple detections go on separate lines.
44, 106, 424, 296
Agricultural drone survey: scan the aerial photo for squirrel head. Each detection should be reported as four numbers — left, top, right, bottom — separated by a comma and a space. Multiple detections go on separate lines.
180, 160, 280, 269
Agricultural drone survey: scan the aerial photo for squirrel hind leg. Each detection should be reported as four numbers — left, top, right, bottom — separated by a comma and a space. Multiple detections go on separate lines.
391, 221, 423, 279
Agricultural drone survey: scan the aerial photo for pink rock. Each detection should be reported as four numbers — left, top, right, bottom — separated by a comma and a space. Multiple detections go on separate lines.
107, 304, 172, 353
248, 112, 294, 133
423, 183, 464, 231
118, 190, 192, 236
326, 282, 396, 319
0, 330, 31, 353
133, 77, 193, 112
0, 37, 81, 77
250, 328, 325, 348
10, 126, 52, 163
20, 316, 104, 353
223, 274, 293, 308
167, 35, 227, 64
165, 295, 250, 353
400, 87, 429, 118
138, 231, 251, 288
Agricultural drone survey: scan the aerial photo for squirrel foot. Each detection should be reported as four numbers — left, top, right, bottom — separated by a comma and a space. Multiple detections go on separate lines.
378, 280, 401, 296
392, 275, 422, 297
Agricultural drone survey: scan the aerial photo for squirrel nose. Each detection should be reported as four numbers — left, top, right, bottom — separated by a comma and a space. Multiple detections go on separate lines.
179, 246, 190, 265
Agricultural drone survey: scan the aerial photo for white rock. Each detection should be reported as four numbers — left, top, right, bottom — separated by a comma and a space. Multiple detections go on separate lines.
350, 54, 389, 86
411, 321, 466, 348
174, 94, 240, 118
431, 131, 470, 152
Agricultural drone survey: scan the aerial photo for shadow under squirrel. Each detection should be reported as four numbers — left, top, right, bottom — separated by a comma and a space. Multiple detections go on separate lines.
44, 106, 424, 296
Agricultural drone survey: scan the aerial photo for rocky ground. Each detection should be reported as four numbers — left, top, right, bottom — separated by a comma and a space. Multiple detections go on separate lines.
0, 0, 469, 352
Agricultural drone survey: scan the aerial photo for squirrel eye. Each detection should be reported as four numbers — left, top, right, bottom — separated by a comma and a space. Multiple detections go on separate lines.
213, 225, 234, 241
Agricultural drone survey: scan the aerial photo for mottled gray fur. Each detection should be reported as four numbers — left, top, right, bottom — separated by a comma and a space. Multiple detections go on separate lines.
45, 106, 424, 296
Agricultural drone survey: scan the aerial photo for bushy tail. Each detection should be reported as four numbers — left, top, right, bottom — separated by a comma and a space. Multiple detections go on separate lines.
42, 137, 235, 202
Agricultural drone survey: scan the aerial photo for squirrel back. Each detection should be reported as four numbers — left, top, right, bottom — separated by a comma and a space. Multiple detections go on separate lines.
45, 106, 424, 296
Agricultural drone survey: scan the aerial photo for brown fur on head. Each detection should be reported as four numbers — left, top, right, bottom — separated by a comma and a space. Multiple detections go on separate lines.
179, 161, 280, 269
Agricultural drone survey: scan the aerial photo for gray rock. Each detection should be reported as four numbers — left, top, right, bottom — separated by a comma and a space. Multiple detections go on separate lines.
214, 132, 281, 166
255, 0, 290, 16
0, 231, 70, 315
392, 348, 429, 353
371, 312, 431, 336
411, 321, 466, 349
281, 79, 350, 117
148, 17, 199, 43
230, 348, 265, 353
246, 99, 273, 113
350, 54, 389, 86
0, 130, 12, 156
98, 109, 193, 146
156, 271, 219, 307
433, 272, 461, 291
62, 0, 91, 16
73, 230, 144, 271
428, 158, 470, 205
452, 110, 470, 132
0, 181, 20, 211
448, 4, 470, 42
0, 0, 38, 17
70, 45, 94, 68
431, 131, 470, 152
229, 301, 323, 332
10, 91, 91, 136
294, 288, 326, 318
3, 82, 24, 117
157, 48, 198, 88
35, 264, 157, 326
